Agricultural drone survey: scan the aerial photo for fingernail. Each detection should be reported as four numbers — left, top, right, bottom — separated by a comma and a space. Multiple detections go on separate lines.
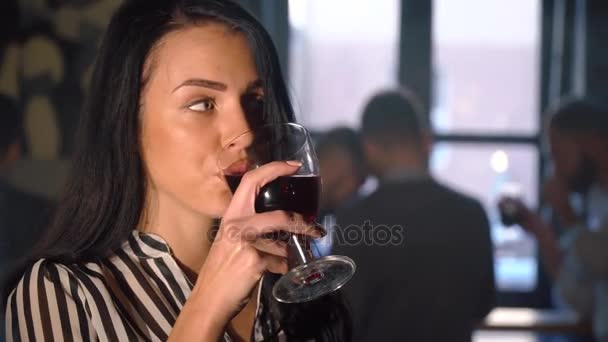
285, 160, 302, 167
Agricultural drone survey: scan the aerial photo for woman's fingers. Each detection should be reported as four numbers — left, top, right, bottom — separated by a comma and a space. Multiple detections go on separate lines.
223, 161, 301, 217
231, 244, 287, 275
221, 211, 325, 241
252, 237, 289, 258
259, 251, 289, 275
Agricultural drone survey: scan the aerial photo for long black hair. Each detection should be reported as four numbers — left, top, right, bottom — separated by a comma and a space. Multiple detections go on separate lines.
7, 0, 351, 340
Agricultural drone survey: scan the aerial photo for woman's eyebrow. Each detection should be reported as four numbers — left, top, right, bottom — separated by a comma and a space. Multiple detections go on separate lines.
171, 79, 262, 93
172, 78, 228, 93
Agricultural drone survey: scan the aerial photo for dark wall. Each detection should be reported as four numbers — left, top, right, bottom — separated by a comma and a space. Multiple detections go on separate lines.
587, 1, 608, 99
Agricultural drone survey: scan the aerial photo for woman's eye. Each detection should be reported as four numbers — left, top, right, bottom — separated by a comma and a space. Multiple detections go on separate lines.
188, 98, 216, 112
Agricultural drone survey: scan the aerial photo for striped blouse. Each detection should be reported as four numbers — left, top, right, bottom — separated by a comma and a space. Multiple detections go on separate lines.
5, 231, 285, 341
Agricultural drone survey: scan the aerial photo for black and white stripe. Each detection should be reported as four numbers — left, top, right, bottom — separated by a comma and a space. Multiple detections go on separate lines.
5, 231, 283, 341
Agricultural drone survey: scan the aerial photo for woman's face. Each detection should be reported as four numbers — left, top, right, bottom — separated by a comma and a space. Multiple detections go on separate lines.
140, 23, 263, 218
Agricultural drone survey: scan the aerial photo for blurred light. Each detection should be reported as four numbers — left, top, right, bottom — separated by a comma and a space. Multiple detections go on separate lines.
501, 181, 522, 197
288, 0, 308, 31
491, 150, 509, 173
430, 143, 451, 172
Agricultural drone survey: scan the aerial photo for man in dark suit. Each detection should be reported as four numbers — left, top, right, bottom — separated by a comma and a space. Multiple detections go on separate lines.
333, 89, 496, 342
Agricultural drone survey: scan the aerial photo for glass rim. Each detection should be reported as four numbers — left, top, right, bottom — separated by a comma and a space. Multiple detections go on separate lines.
220, 122, 309, 151
217, 122, 312, 172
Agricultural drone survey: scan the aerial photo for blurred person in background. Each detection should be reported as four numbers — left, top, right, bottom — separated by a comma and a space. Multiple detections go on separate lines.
0, 94, 52, 341
315, 127, 368, 256
317, 127, 367, 218
501, 98, 608, 341
333, 88, 496, 342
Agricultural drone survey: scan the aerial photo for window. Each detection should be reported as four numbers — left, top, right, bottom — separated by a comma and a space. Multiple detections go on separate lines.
431, 0, 542, 292
288, 0, 401, 130
432, 0, 540, 135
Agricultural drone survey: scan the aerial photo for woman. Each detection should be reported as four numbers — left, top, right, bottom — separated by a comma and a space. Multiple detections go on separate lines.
4, 0, 351, 340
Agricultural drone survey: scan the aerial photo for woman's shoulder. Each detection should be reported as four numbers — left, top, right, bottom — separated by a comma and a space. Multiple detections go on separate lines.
19, 257, 102, 277
5, 258, 111, 341
7, 257, 104, 302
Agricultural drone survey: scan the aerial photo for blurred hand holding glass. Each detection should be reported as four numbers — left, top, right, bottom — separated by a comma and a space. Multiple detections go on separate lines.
498, 182, 525, 227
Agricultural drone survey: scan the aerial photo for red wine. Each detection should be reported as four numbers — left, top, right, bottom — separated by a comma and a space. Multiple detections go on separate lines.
225, 175, 321, 222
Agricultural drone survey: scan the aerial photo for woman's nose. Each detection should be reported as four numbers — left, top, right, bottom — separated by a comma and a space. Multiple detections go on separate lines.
220, 101, 251, 148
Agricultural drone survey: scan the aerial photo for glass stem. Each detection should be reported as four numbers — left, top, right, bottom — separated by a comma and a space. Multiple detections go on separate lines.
288, 234, 312, 267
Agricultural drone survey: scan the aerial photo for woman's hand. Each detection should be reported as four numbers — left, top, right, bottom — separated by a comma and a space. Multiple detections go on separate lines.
170, 161, 323, 341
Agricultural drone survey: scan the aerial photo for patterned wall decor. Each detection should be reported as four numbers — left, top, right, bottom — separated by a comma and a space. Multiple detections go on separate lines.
0, 0, 122, 198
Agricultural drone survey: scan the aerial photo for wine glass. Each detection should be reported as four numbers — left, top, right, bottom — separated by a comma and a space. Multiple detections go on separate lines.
497, 182, 524, 227
218, 122, 356, 303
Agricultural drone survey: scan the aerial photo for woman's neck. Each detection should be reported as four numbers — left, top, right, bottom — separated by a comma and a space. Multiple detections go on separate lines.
140, 194, 215, 277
